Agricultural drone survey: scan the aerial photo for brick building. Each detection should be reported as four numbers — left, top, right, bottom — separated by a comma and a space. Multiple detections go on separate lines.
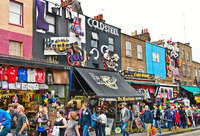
192, 61, 200, 86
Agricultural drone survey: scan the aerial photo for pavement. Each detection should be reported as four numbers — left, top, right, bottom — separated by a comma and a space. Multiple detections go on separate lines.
89, 126, 200, 136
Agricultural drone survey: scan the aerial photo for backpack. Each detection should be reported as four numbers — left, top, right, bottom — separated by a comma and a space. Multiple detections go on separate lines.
188, 110, 192, 116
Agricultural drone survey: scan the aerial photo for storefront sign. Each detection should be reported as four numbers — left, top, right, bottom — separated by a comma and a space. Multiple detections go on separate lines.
44, 37, 81, 55
2, 81, 8, 89
123, 70, 155, 80
99, 98, 117, 101
118, 97, 135, 101
87, 18, 119, 36
61, 0, 72, 7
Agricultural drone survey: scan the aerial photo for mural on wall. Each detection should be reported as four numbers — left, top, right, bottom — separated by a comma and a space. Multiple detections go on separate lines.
70, 17, 84, 36
164, 40, 181, 81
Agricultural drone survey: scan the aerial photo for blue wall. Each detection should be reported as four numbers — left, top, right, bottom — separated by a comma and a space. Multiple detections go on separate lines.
145, 42, 166, 79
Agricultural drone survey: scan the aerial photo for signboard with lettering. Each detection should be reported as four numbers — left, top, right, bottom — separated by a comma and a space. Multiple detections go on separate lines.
44, 37, 81, 55
122, 70, 155, 80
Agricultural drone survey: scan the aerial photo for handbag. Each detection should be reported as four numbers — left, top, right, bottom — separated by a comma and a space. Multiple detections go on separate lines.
152, 125, 157, 135
52, 126, 60, 136
187, 118, 191, 126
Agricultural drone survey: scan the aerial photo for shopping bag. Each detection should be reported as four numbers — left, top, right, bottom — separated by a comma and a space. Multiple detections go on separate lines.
52, 126, 60, 136
152, 125, 157, 135
187, 118, 191, 126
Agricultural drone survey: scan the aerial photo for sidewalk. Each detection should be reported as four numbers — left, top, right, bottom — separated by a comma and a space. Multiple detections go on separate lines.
89, 126, 200, 136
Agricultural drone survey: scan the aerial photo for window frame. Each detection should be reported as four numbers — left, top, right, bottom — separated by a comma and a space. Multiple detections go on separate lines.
137, 45, 143, 60
138, 69, 144, 73
51, 85, 65, 98
187, 51, 190, 61
126, 67, 133, 71
126, 41, 132, 57
182, 50, 185, 59
9, 0, 23, 27
108, 37, 114, 52
91, 32, 99, 48
195, 67, 197, 77
46, 14, 56, 33
188, 66, 191, 77
153, 52, 159, 62
183, 65, 186, 76
9, 40, 23, 57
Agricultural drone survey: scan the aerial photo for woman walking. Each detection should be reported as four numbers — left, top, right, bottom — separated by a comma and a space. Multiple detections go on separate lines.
54, 109, 67, 136
65, 112, 80, 136
35, 105, 48, 136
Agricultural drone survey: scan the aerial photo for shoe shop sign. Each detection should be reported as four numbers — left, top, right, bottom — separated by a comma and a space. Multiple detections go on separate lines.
87, 18, 119, 36
44, 37, 81, 55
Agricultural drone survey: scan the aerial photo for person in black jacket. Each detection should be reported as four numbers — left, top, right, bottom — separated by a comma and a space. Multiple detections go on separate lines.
179, 106, 187, 128
152, 104, 161, 134
143, 105, 153, 136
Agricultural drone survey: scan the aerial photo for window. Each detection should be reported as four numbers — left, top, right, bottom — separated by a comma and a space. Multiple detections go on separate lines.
93, 63, 99, 69
189, 82, 192, 86
182, 50, 185, 59
137, 45, 142, 59
9, 1, 23, 25
126, 67, 133, 71
91, 32, 98, 48
9, 41, 23, 57
187, 52, 190, 61
153, 52, 159, 62
52, 85, 65, 97
195, 67, 197, 77
184, 81, 187, 86
46, 15, 55, 33
199, 68, 200, 77
188, 66, 191, 77
171, 59, 175, 67
183, 65, 186, 76
138, 69, 144, 73
108, 37, 114, 52
126, 42, 131, 57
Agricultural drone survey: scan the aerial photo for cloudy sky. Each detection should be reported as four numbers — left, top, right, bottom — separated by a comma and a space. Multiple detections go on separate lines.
53, 0, 200, 62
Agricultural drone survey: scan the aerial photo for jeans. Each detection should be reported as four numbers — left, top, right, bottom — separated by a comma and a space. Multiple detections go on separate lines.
121, 121, 129, 136
167, 121, 172, 131
0, 127, 11, 136
99, 123, 106, 136
153, 119, 161, 134
83, 124, 90, 136
35, 130, 47, 136
163, 120, 167, 128
94, 127, 100, 136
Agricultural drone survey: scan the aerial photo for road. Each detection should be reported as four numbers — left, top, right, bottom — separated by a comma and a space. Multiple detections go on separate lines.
172, 129, 200, 136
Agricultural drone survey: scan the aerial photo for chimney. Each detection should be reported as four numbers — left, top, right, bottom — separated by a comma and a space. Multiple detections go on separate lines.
131, 31, 138, 36
146, 28, 148, 33
142, 29, 144, 34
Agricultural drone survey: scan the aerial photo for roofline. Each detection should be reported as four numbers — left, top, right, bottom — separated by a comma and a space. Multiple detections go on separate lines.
192, 60, 200, 64
176, 42, 192, 48
121, 33, 146, 42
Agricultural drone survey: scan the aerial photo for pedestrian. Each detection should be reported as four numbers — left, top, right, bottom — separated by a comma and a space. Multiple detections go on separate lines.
175, 109, 181, 128
35, 105, 48, 136
54, 109, 67, 136
7, 103, 18, 135
78, 103, 92, 136
120, 103, 130, 136
14, 105, 27, 136
65, 111, 80, 136
127, 105, 133, 133
65, 104, 72, 121
0, 109, 12, 136
55, 100, 64, 118
152, 104, 161, 134
140, 107, 145, 129
171, 106, 176, 132
143, 105, 153, 136
99, 110, 107, 136
179, 106, 187, 128
198, 106, 200, 125
164, 105, 172, 131
92, 110, 100, 136
192, 107, 198, 127
186, 106, 193, 127
161, 108, 166, 128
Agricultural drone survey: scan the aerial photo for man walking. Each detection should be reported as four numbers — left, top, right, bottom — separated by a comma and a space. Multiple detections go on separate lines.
14, 105, 27, 136
179, 106, 187, 128
152, 104, 161, 134
79, 103, 92, 136
0, 109, 12, 136
7, 104, 18, 135
120, 103, 130, 136
143, 105, 153, 136
127, 105, 133, 133
164, 105, 172, 131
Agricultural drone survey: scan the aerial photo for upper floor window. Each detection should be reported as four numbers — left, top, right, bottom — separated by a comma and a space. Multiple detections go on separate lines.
9, 41, 23, 57
138, 69, 144, 73
153, 52, 159, 62
188, 66, 191, 77
199, 68, 200, 77
137, 45, 142, 59
108, 37, 114, 52
187, 52, 190, 61
195, 67, 197, 77
9, 1, 23, 26
189, 82, 192, 86
184, 81, 187, 86
126, 67, 133, 71
91, 32, 98, 48
182, 50, 185, 59
46, 15, 55, 33
126, 42, 131, 57
183, 65, 186, 76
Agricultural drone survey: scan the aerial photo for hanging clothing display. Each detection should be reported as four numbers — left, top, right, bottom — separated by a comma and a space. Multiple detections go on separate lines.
0, 66, 6, 81
18, 67, 28, 82
6, 66, 18, 83
28, 68, 37, 82
46, 71, 54, 84
36, 69, 44, 83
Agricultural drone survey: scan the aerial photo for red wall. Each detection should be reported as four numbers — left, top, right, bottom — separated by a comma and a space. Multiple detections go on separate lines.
0, 29, 32, 59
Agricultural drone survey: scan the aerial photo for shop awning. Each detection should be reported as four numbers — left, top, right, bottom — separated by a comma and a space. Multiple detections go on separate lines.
181, 86, 200, 94
74, 67, 143, 101
127, 81, 159, 86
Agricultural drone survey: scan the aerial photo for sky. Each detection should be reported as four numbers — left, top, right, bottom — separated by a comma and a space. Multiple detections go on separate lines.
52, 0, 200, 62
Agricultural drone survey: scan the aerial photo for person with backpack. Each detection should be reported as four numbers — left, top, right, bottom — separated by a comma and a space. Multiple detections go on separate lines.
179, 106, 187, 128
14, 105, 27, 136
0, 109, 12, 136
164, 105, 172, 131
186, 106, 193, 127
192, 107, 198, 127
92, 110, 100, 136
171, 107, 176, 132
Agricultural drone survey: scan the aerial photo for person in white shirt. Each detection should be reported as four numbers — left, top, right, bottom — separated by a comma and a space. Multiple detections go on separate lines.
98, 111, 107, 136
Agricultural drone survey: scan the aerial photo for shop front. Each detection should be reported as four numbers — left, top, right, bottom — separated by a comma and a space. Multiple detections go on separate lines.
71, 67, 143, 131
